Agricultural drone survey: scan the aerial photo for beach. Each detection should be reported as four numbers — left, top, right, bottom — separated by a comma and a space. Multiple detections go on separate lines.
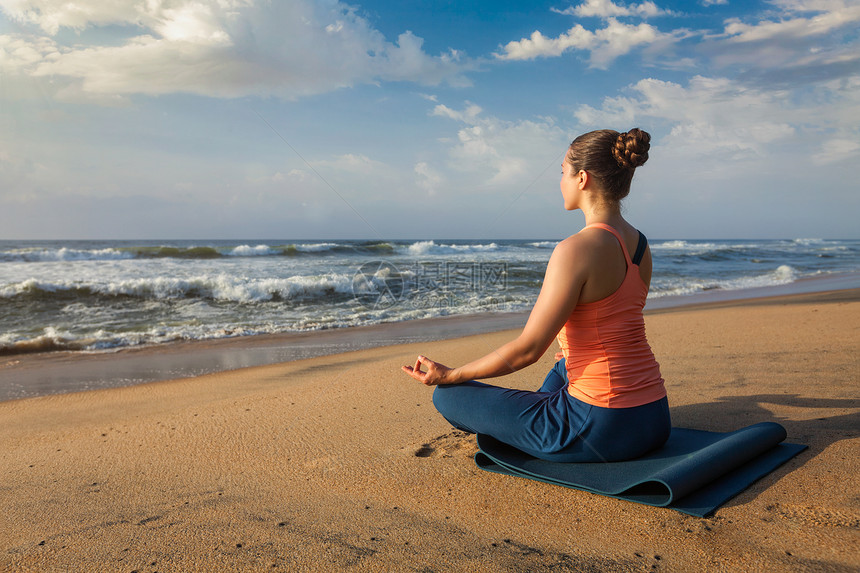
1, 290, 858, 572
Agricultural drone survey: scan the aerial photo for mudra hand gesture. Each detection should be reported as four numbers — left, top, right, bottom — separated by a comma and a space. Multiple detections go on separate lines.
402, 355, 457, 386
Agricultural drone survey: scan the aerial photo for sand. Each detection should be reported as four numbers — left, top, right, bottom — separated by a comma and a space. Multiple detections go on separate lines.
1, 290, 858, 572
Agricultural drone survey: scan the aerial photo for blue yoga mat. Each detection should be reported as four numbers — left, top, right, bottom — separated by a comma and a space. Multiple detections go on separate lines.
475, 422, 807, 517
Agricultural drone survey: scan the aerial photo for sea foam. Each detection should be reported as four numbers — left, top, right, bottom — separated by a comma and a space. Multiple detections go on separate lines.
405, 240, 500, 255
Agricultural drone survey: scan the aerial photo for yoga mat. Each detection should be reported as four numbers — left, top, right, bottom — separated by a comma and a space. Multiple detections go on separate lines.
475, 422, 807, 517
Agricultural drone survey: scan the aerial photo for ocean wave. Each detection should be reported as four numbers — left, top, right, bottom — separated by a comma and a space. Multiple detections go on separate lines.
788, 239, 850, 254
0, 247, 134, 262
405, 240, 500, 255
0, 289, 535, 355
650, 264, 798, 298
223, 242, 360, 257
0, 273, 358, 304
0, 327, 85, 355
650, 240, 759, 254
652, 239, 855, 258
3, 236, 856, 359
227, 244, 280, 257
0, 241, 402, 262
652, 240, 703, 250
0, 326, 157, 355
128, 245, 224, 259
791, 238, 824, 246
649, 240, 808, 263
294, 242, 341, 252
0, 323, 270, 355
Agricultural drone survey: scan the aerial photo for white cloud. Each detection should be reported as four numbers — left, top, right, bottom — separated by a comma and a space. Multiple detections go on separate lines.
700, 0, 728, 6
155, 2, 231, 44
245, 169, 288, 186
431, 102, 567, 187
497, 25, 593, 60
590, 18, 671, 67
312, 153, 389, 176
576, 76, 798, 158
553, 0, 672, 18
0, 0, 256, 42
0, 32, 54, 70
573, 93, 638, 126
414, 162, 443, 195
0, 0, 471, 101
496, 18, 676, 68
432, 102, 483, 122
812, 138, 860, 165
503, 0, 859, 80
0, 0, 149, 34
694, 0, 860, 87
575, 74, 860, 168
722, 2, 860, 43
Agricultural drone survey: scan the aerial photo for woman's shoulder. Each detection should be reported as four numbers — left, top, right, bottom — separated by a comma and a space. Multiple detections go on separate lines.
555, 226, 618, 252
577, 222, 642, 255
550, 231, 603, 267
553, 233, 587, 254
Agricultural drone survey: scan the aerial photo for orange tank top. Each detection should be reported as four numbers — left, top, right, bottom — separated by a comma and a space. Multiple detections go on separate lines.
556, 223, 666, 408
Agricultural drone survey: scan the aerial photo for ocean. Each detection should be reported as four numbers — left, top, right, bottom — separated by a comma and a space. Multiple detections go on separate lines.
1, 238, 859, 356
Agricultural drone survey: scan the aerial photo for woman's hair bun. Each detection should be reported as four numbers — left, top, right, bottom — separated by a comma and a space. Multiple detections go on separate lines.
612, 128, 651, 169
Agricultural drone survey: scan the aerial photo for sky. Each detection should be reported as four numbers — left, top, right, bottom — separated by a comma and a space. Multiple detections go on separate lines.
0, 0, 858, 240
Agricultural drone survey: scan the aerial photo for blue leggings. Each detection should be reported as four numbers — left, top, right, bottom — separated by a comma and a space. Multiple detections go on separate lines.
432, 360, 671, 462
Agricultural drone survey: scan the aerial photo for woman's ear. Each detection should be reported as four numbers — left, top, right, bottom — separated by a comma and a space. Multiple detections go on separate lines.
578, 170, 589, 189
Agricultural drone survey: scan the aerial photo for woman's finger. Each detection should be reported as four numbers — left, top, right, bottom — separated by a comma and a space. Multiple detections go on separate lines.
402, 366, 424, 382
402, 354, 447, 385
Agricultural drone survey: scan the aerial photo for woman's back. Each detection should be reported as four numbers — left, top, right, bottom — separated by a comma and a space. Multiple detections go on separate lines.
575, 221, 652, 304
557, 223, 665, 408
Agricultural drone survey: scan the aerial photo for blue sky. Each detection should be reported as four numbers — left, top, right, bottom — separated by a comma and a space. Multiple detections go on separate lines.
0, 0, 858, 240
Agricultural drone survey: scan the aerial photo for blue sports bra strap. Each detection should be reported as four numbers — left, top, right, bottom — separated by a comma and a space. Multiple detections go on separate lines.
632, 231, 648, 266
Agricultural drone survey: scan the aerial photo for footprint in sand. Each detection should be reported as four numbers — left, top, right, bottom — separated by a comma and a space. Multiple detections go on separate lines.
414, 430, 478, 458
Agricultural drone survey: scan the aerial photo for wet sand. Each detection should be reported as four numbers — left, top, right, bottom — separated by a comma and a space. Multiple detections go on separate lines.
1, 290, 858, 571
0, 312, 531, 402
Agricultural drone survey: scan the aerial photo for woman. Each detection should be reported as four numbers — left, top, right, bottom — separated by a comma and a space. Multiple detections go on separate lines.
401, 128, 670, 463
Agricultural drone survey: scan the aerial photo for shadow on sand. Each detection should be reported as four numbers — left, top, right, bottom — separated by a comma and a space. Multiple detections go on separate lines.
669, 393, 860, 511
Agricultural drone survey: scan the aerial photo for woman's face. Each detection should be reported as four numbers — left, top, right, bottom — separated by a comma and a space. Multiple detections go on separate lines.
559, 157, 581, 211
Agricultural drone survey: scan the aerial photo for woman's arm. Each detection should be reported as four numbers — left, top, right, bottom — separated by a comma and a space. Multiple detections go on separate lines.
402, 236, 590, 385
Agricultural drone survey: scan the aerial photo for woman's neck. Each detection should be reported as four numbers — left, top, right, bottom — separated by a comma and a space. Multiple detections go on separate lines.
581, 201, 625, 229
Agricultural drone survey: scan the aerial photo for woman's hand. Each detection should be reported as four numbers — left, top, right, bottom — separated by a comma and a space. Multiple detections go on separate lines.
401, 355, 458, 386
554, 351, 565, 362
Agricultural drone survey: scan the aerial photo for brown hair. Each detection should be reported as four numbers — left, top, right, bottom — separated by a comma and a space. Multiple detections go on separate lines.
566, 128, 651, 204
